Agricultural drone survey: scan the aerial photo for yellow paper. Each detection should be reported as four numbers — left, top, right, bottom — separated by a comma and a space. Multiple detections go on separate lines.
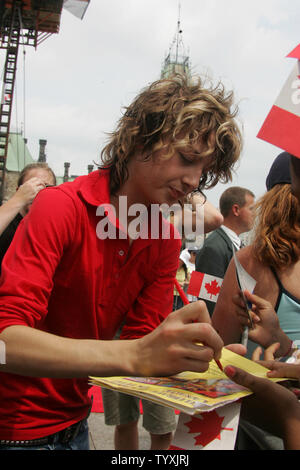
90, 348, 285, 415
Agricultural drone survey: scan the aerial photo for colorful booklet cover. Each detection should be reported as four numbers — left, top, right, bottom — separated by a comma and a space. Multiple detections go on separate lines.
90, 348, 285, 415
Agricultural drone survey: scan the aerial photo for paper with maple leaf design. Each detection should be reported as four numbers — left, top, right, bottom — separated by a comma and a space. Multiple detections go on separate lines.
170, 403, 241, 450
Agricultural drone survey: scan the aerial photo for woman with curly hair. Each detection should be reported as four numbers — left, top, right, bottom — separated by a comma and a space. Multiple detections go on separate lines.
212, 151, 300, 358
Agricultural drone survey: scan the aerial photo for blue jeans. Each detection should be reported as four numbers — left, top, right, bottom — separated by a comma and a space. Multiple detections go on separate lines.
0, 419, 90, 451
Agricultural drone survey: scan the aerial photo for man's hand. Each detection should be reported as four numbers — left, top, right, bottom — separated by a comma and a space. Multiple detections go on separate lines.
133, 301, 224, 377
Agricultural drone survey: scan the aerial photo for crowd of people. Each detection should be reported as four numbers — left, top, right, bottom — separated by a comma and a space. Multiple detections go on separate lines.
0, 73, 299, 451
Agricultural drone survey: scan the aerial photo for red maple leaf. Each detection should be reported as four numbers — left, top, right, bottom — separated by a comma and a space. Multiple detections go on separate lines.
205, 279, 221, 299
184, 411, 233, 448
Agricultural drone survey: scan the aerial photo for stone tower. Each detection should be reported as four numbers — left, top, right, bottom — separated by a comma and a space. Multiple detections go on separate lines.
161, 2, 191, 79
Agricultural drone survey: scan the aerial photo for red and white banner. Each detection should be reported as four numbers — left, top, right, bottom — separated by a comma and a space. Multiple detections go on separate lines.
257, 45, 300, 158
187, 271, 223, 303
170, 402, 241, 450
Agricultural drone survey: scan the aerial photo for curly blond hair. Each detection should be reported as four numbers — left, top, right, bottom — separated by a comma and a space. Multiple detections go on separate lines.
100, 74, 242, 194
253, 184, 300, 269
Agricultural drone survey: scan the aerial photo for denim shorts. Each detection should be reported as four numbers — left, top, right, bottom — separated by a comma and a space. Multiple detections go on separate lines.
101, 389, 177, 435
0, 419, 90, 451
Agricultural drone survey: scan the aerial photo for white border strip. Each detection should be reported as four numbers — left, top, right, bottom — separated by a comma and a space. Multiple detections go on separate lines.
0, 340, 6, 364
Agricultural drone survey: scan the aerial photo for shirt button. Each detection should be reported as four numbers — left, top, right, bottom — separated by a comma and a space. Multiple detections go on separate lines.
118, 250, 125, 256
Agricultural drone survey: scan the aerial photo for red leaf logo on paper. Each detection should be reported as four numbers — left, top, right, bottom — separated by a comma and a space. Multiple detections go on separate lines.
205, 279, 221, 299
185, 412, 233, 448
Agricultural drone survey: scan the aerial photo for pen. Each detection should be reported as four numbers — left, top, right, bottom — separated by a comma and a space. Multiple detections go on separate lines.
174, 279, 223, 372
241, 326, 249, 347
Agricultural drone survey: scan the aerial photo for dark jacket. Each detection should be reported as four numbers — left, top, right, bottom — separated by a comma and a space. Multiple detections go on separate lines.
195, 227, 234, 316
0, 213, 23, 274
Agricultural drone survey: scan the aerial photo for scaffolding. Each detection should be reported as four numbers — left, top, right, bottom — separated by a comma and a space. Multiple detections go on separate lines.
0, 0, 64, 203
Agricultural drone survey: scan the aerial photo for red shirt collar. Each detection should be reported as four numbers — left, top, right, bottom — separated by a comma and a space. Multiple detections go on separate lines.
78, 169, 111, 207
77, 169, 174, 247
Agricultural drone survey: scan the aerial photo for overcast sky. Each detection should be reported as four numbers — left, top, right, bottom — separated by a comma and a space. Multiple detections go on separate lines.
2, 0, 300, 207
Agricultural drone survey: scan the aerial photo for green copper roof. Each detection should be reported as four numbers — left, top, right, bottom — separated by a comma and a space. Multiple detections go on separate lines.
5, 132, 78, 184
5, 132, 36, 172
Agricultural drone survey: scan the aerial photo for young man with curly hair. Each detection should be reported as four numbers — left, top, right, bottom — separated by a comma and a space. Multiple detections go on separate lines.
0, 74, 242, 450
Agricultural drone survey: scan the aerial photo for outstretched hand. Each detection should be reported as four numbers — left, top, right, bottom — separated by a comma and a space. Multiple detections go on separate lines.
258, 360, 300, 381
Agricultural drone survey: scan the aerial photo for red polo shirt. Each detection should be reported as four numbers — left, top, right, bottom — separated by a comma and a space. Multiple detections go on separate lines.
0, 170, 181, 440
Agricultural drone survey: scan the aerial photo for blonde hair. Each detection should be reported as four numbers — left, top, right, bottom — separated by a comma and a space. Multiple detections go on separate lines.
100, 74, 242, 194
18, 163, 56, 187
253, 184, 300, 269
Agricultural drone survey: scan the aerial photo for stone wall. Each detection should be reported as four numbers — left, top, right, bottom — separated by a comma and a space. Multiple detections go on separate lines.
3, 171, 19, 203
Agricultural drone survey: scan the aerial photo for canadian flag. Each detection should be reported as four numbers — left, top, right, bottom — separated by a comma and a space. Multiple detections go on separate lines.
187, 271, 223, 303
257, 44, 300, 158
170, 403, 241, 450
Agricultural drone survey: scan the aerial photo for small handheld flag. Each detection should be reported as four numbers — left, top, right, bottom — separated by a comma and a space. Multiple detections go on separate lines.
187, 271, 223, 303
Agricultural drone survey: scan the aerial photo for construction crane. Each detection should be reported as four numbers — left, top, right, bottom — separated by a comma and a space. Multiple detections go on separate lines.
0, 0, 89, 204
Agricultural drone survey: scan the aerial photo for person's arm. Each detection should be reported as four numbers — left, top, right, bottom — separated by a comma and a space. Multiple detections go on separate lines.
169, 198, 223, 236
202, 200, 223, 233
0, 177, 46, 234
0, 301, 224, 378
224, 365, 300, 450
212, 256, 243, 344
0, 191, 224, 379
188, 193, 223, 233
